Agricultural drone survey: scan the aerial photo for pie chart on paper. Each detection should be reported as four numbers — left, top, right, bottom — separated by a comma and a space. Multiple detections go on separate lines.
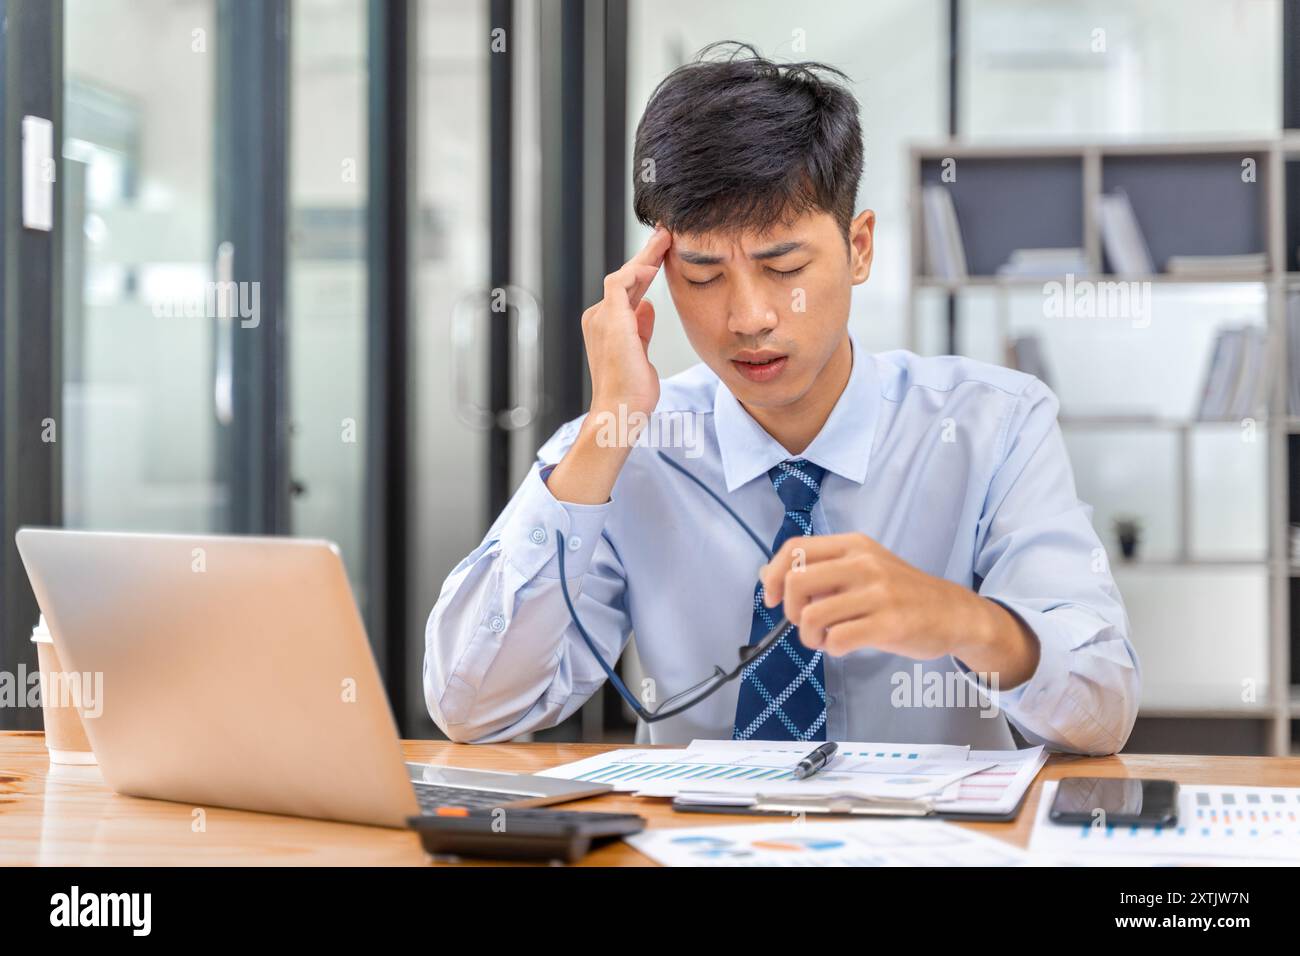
669, 835, 753, 859
750, 836, 846, 852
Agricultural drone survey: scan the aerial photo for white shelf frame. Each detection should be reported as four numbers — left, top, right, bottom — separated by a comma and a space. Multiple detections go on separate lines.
906, 137, 1297, 753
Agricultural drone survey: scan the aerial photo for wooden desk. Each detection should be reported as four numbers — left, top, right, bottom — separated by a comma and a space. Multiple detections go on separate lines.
2, 731, 1298, 866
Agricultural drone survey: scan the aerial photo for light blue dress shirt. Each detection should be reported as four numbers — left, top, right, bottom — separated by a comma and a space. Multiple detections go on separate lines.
424, 334, 1140, 754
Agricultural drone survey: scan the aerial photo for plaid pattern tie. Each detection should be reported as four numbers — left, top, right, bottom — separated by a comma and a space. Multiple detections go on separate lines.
731, 459, 829, 741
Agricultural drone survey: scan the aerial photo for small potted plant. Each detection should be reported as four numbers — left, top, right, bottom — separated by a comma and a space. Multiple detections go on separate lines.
1113, 514, 1142, 562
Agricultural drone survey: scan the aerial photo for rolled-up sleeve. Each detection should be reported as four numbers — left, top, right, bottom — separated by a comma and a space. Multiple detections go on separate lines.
423, 420, 631, 743
958, 378, 1141, 756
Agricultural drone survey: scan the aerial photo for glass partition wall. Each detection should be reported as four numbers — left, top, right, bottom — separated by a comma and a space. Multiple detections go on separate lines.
63, 0, 227, 533
54, 0, 546, 738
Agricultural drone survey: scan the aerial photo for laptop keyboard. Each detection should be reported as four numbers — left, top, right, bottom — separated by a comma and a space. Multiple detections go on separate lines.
413, 781, 535, 812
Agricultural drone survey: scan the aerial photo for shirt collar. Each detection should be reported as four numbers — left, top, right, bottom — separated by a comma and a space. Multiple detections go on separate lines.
713, 332, 880, 493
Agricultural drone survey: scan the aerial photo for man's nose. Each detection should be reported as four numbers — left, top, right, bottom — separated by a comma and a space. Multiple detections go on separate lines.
726, 276, 778, 337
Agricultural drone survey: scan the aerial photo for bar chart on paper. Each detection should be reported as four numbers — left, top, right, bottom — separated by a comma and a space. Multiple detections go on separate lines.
1031, 782, 1300, 864
537, 742, 988, 799
570, 753, 797, 785
564, 748, 942, 786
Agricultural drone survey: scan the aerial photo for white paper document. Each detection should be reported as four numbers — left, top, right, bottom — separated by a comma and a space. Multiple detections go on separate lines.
538, 740, 987, 800
931, 745, 1048, 816
682, 741, 1046, 814
642, 746, 990, 800
1030, 780, 1300, 865
626, 818, 1031, 867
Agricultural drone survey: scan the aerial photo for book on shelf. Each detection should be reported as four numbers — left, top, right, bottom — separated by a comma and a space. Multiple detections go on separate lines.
921, 185, 967, 281
1165, 253, 1268, 276
1197, 325, 1268, 421
1097, 189, 1155, 276
996, 247, 1091, 278
1226, 326, 1267, 418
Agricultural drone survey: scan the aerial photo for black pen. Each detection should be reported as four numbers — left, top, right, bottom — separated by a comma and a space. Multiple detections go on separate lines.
793, 741, 838, 780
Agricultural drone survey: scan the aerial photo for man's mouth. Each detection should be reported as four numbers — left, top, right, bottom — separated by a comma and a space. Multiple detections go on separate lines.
730, 352, 789, 383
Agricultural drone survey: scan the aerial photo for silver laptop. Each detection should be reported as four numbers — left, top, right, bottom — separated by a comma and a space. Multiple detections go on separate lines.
16, 528, 609, 827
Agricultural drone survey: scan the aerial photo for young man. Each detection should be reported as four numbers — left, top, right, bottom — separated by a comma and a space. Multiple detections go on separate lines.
425, 45, 1139, 753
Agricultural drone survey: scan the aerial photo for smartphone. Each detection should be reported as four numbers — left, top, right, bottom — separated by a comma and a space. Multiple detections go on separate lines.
1049, 777, 1178, 828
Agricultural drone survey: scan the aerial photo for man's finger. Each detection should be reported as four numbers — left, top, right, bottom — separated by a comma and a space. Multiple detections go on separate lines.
761, 535, 860, 602
822, 618, 881, 658
619, 228, 671, 307
626, 263, 662, 310
778, 560, 855, 624
796, 590, 874, 650
604, 263, 660, 311
630, 224, 672, 269
634, 298, 655, 349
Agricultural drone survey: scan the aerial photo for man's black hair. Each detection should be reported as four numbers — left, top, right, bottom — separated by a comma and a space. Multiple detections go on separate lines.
632, 41, 863, 239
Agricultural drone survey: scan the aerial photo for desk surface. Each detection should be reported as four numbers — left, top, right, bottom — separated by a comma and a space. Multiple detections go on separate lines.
3, 731, 1299, 866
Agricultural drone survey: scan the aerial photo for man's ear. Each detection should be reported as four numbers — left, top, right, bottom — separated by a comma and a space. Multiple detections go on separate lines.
847, 209, 876, 285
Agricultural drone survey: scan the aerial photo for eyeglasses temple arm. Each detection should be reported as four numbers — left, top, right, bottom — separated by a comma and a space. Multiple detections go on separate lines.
655, 451, 773, 559
555, 529, 645, 712
553, 456, 783, 724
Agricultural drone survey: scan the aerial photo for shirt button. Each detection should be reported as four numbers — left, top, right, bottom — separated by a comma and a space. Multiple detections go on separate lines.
529, 527, 546, 545
567, 535, 582, 551
826, 695, 837, 706
488, 615, 506, 633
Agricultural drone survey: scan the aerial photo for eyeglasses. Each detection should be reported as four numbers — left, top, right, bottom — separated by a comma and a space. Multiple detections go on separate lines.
555, 451, 792, 723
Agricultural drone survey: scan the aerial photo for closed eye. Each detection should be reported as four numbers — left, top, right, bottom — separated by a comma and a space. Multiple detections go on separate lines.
686, 274, 721, 289
767, 264, 807, 279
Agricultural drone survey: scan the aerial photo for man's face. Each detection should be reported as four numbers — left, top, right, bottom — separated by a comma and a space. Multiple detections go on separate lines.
663, 207, 875, 411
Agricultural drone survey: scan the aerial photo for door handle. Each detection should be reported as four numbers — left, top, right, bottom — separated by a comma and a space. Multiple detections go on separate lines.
450, 284, 542, 431
213, 240, 234, 426
503, 285, 541, 431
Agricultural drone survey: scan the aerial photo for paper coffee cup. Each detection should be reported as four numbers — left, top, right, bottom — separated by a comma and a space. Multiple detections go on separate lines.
31, 615, 96, 765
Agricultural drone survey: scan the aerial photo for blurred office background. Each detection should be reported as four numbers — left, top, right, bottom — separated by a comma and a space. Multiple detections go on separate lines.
0, 0, 1295, 754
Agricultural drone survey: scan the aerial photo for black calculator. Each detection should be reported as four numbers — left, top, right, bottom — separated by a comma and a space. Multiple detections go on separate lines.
408, 807, 647, 863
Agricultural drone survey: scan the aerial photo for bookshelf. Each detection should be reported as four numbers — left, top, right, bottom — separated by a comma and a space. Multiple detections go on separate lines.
906, 137, 1299, 756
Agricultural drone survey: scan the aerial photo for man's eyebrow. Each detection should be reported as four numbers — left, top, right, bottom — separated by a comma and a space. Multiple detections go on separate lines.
677, 249, 725, 265
676, 241, 806, 266
750, 240, 805, 261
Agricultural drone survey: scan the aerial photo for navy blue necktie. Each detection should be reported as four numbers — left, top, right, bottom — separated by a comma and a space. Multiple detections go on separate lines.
732, 459, 829, 741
